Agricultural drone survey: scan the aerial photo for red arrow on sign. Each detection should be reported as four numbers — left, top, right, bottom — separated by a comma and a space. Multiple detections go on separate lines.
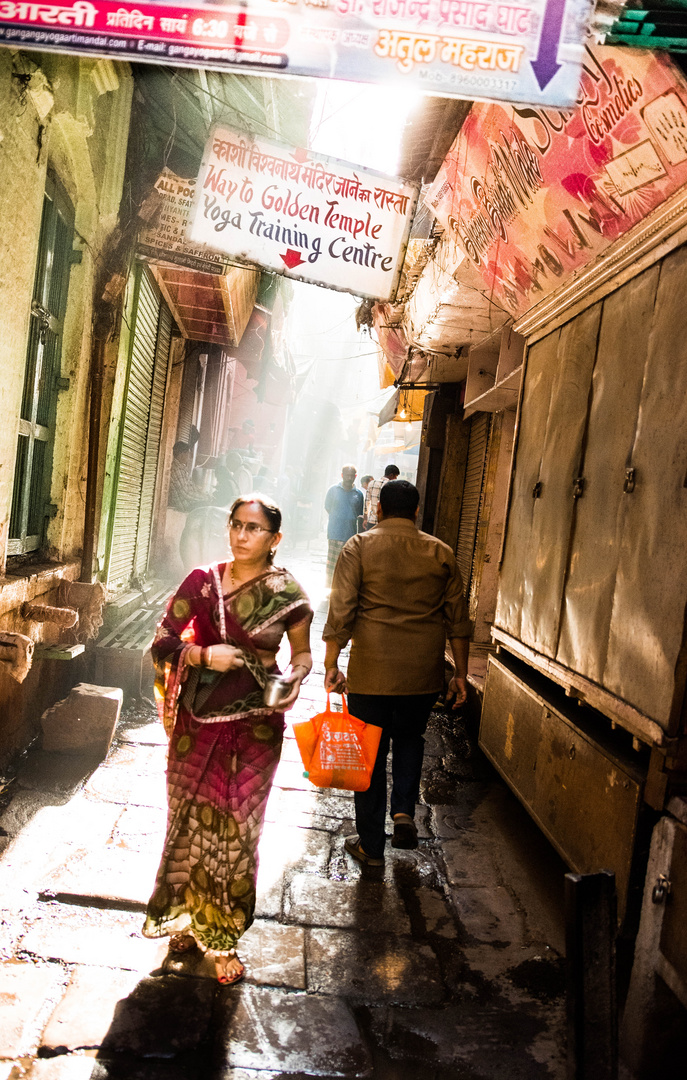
280, 249, 305, 269
291, 147, 309, 164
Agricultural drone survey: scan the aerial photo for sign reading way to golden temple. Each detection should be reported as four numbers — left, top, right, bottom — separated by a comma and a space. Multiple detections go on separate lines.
189, 125, 418, 301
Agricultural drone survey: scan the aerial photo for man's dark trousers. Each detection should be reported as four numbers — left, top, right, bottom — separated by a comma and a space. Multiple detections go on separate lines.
348, 692, 437, 859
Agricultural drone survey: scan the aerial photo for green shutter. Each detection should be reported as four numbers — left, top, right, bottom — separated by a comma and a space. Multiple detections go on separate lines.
8, 174, 73, 555
105, 265, 172, 590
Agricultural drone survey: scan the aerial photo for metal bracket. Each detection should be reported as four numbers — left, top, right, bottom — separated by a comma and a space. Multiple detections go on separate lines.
651, 874, 672, 905
572, 477, 585, 499
624, 467, 636, 494
532, 480, 542, 499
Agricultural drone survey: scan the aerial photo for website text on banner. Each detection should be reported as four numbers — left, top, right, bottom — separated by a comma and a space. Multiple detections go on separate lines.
426, 45, 687, 318
189, 126, 418, 301
0, 0, 595, 108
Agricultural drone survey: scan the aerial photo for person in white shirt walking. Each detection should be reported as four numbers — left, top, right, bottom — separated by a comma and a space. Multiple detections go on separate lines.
363, 464, 399, 530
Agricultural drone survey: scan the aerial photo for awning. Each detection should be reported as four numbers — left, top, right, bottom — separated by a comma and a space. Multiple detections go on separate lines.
150, 263, 259, 347
373, 303, 408, 386
378, 388, 428, 426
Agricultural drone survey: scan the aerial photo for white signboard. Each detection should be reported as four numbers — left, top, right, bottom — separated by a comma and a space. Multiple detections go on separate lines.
189, 126, 419, 301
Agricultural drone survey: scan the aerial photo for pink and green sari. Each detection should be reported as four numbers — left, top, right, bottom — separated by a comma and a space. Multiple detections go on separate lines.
142, 563, 312, 953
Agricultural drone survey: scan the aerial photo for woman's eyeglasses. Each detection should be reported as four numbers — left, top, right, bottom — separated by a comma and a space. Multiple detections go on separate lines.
229, 519, 273, 536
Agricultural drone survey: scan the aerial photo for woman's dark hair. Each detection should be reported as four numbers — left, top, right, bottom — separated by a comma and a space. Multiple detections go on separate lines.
228, 494, 282, 563
379, 480, 419, 520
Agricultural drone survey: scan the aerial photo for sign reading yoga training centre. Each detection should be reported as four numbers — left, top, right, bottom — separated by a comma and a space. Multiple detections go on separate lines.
0, 0, 595, 108
189, 126, 418, 300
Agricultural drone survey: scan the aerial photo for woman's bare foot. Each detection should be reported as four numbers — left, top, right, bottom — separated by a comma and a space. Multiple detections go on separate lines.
169, 933, 197, 954
214, 950, 245, 985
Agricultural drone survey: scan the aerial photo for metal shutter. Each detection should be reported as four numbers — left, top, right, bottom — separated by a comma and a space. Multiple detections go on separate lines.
134, 300, 172, 578
455, 413, 491, 600
106, 266, 171, 589
175, 354, 197, 444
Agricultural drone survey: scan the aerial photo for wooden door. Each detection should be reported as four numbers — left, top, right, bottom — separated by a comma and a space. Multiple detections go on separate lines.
603, 245, 687, 732
496, 305, 601, 657
556, 265, 660, 682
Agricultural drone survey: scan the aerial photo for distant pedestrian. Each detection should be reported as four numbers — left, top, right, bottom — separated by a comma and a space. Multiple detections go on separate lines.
323, 480, 471, 865
363, 464, 399, 530
324, 464, 363, 588
168, 442, 209, 514
358, 475, 374, 532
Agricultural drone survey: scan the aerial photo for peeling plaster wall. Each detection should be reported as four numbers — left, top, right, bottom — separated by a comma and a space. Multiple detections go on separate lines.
0, 52, 133, 768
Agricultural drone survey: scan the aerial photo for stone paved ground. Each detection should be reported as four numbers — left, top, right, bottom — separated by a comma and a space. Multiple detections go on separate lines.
0, 545, 568, 1079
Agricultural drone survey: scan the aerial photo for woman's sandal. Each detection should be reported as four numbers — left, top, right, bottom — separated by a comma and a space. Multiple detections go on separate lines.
214, 950, 245, 986
168, 933, 197, 954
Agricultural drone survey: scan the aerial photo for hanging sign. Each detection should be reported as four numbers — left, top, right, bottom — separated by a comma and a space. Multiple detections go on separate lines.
426, 45, 687, 317
138, 169, 233, 274
0, 0, 594, 108
188, 125, 418, 301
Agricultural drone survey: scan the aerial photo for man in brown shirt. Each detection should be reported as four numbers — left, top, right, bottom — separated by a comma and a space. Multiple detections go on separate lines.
323, 480, 471, 865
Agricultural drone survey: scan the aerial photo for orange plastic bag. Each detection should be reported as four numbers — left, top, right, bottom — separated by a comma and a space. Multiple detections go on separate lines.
292, 694, 383, 792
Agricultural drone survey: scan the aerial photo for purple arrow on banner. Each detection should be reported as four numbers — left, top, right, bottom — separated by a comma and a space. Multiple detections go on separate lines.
530, 0, 567, 91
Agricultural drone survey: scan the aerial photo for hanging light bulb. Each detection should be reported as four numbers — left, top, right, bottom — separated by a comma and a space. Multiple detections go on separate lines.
399, 407, 408, 419
405, 421, 413, 432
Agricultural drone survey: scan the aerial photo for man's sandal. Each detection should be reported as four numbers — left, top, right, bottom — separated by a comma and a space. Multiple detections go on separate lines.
214, 950, 245, 986
168, 933, 197, 954
344, 835, 385, 866
391, 815, 418, 850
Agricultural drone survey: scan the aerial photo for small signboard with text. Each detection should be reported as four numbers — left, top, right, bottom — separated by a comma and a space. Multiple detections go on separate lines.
425, 45, 687, 317
188, 125, 418, 300
138, 169, 233, 274
0, 0, 595, 108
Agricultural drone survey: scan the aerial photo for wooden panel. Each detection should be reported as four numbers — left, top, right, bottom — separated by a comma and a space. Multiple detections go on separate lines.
557, 266, 660, 681
520, 303, 601, 657
661, 815, 687, 980
604, 244, 687, 732
479, 654, 544, 808
480, 656, 643, 922
494, 329, 560, 639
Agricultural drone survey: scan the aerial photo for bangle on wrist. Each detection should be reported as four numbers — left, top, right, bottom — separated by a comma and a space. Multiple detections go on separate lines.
199, 647, 206, 668
206, 646, 213, 669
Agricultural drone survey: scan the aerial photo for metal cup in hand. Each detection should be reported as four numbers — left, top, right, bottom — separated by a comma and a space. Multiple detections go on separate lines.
263, 674, 290, 708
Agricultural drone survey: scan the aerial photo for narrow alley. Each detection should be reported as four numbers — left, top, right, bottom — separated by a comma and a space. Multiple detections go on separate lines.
0, 546, 566, 1080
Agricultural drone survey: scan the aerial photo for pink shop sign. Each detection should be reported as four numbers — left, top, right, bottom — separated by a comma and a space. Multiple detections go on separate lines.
425, 44, 687, 318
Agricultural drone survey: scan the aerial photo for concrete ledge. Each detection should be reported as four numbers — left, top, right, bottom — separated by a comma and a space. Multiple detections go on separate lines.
41, 682, 123, 757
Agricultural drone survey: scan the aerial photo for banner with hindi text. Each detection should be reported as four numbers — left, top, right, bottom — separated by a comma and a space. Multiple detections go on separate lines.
0, 0, 595, 108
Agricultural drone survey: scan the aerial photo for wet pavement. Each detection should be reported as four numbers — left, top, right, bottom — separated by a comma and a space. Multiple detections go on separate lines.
0, 545, 568, 1079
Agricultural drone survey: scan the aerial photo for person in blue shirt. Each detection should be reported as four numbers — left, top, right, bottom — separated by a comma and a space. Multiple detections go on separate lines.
324, 465, 364, 588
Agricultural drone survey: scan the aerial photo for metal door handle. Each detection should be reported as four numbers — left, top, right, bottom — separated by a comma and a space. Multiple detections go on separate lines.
572, 477, 585, 499
624, 467, 636, 493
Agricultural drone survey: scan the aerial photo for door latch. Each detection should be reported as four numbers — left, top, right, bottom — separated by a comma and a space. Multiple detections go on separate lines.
624, 467, 636, 493
652, 874, 672, 904
532, 481, 542, 499
572, 477, 585, 499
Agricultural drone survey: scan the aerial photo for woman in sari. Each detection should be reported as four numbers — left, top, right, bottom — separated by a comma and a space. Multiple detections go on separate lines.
143, 495, 312, 984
